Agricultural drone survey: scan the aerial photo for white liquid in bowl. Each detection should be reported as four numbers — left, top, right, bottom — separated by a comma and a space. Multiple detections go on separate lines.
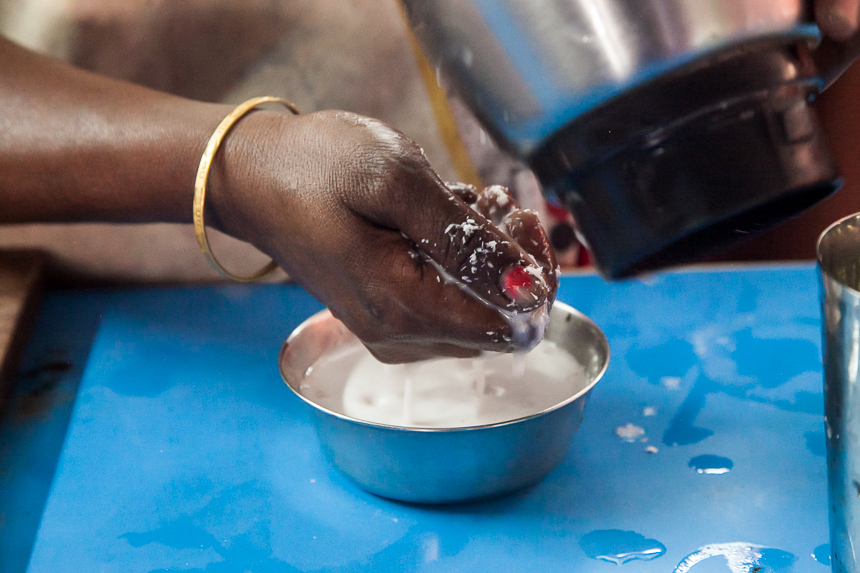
299, 339, 588, 428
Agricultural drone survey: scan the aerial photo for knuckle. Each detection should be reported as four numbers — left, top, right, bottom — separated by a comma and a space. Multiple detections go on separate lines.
332, 111, 416, 155
445, 181, 479, 204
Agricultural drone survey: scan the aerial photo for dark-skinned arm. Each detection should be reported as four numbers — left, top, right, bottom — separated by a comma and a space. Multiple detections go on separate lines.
0, 35, 558, 362
0, 35, 228, 225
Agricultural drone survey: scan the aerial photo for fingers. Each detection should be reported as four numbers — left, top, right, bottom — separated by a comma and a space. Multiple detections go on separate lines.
817, 0, 860, 40
343, 181, 562, 362
367, 342, 480, 364
466, 184, 558, 305
448, 182, 520, 227
332, 119, 548, 313
387, 179, 549, 312
503, 209, 560, 304
339, 231, 518, 363
476, 184, 520, 226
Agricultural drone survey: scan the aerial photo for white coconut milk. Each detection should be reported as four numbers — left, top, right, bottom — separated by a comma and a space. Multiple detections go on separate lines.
299, 338, 589, 428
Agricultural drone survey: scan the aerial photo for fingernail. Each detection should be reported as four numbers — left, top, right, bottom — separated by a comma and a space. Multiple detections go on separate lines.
500, 265, 546, 307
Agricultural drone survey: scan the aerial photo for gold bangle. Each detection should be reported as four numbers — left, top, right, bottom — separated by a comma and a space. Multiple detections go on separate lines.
193, 96, 300, 282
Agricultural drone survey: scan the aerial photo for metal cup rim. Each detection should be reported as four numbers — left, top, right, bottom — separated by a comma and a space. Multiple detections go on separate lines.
279, 301, 610, 433
817, 211, 860, 296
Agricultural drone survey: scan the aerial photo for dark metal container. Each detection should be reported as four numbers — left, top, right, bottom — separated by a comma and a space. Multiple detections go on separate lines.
403, 0, 842, 277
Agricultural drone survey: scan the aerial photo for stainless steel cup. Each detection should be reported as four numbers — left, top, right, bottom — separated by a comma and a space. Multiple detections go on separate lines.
817, 213, 860, 572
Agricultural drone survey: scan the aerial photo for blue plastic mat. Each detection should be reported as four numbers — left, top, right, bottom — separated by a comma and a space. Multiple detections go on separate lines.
13, 268, 830, 572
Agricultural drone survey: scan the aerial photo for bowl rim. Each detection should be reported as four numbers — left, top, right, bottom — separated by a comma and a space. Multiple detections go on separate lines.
278, 301, 610, 432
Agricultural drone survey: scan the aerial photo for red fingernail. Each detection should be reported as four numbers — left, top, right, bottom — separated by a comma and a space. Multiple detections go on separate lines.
501, 265, 547, 309
503, 266, 532, 294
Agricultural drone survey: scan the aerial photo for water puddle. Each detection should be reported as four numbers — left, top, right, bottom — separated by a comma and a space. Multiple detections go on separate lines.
673, 542, 795, 572
580, 529, 666, 565
688, 455, 733, 475
812, 544, 831, 566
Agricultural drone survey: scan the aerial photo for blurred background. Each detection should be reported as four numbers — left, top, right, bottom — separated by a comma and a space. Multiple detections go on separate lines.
2, 0, 860, 285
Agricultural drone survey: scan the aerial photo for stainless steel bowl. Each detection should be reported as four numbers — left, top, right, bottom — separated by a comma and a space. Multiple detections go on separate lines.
279, 302, 609, 504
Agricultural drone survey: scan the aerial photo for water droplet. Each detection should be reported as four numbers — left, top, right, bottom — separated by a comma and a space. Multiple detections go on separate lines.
688, 455, 733, 475
580, 529, 666, 565
643, 406, 657, 417
812, 544, 831, 566
660, 376, 681, 390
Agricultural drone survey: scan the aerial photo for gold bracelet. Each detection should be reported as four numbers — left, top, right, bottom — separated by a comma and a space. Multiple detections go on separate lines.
193, 96, 300, 282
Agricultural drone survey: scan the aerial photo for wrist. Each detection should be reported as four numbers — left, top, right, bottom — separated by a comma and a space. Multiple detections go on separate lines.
202, 108, 296, 248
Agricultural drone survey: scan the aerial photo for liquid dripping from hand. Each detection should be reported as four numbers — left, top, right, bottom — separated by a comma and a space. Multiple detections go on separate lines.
473, 358, 486, 396
421, 252, 551, 353
402, 364, 416, 426
414, 253, 551, 420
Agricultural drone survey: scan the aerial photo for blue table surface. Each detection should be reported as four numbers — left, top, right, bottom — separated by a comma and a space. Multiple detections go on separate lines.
0, 265, 832, 572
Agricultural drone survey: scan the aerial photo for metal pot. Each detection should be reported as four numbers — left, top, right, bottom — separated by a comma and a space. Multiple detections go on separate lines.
402, 0, 844, 277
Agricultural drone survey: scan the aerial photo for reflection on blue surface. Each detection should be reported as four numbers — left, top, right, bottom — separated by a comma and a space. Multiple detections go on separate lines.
732, 330, 820, 389
15, 267, 831, 572
580, 529, 666, 565
627, 327, 824, 449
805, 431, 826, 458
627, 328, 823, 447
688, 455, 733, 475
663, 378, 716, 447
813, 544, 831, 566
120, 480, 303, 573
627, 340, 699, 385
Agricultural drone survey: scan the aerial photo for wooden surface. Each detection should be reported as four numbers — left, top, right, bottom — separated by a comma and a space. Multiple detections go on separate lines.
0, 251, 44, 407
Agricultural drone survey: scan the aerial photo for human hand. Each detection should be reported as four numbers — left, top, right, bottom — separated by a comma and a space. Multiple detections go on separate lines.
208, 110, 558, 363
814, 0, 860, 87
816, 0, 860, 40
